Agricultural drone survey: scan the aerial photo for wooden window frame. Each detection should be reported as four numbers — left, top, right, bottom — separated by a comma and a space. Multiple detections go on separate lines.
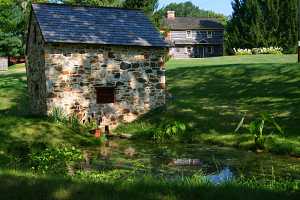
96, 87, 116, 104
186, 30, 192, 39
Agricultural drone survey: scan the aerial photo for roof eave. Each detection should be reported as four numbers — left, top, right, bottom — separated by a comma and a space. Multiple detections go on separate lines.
44, 40, 170, 48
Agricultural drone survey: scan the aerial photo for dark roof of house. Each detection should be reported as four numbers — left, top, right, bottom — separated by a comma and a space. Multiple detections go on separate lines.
31, 3, 168, 47
162, 17, 224, 30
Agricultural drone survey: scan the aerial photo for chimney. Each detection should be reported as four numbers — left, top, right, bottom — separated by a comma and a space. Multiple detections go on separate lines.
167, 11, 175, 20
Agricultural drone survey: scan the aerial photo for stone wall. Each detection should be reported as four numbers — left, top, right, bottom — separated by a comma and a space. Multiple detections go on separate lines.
44, 43, 168, 129
25, 15, 48, 115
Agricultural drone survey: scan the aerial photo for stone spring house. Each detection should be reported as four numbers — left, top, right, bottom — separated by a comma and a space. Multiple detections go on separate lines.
161, 11, 224, 58
26, 3, 169, 130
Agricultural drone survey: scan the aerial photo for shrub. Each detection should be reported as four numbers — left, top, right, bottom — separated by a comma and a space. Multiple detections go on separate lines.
233, 48, 252, 55
252, 47, 283, 55
233, 47, 283, 56
30, 146, 83, 175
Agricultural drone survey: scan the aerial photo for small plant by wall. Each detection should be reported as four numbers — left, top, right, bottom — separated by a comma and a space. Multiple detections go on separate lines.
49, 107, 97, 134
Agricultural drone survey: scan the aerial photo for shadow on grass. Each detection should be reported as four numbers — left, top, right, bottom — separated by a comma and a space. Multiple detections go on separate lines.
0, 171, 298, 200
130, 62, 300, 137
0, 68, 94, 162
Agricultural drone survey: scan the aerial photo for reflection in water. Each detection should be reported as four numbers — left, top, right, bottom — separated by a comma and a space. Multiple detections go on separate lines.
84, 139, 300, 181
206, 167, 234, 184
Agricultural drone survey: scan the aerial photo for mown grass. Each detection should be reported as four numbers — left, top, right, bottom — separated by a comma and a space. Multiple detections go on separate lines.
0, 64, 96, 165
117, 54, 300, 156
0, 57, 300, 199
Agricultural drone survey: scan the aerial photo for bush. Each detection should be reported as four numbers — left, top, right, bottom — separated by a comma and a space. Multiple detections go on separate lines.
30, 146, 83, 175
233, 48, 252, 55
233, 47, 283, 56
252, 47, 283, 55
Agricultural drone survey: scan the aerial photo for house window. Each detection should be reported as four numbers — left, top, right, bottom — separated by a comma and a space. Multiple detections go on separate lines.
208, 47, 214, 54
186, 30, 192, 38
96, 87, 115, 104
207, 31, 213, 38
187, 46, 192, 54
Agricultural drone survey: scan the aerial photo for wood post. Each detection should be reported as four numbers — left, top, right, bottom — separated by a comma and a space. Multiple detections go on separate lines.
298, 41, 300, 63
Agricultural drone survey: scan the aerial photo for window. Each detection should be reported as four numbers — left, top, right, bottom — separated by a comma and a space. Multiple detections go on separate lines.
96, 87, 115, 104
207, 31, 213, 38
186, 30, 192, 38
187, 46, 192, 53
208, 47, 214, 54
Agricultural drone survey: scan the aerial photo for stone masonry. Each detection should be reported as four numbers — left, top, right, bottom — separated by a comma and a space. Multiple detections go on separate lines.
26, 17, 168, 130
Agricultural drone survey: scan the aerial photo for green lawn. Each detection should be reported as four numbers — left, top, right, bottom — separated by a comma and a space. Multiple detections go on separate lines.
117, 54, 300, 155
0, 55, 300, 199
0, 64, 95, 162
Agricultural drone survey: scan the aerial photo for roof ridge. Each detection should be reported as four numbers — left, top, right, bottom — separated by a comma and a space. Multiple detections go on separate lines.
32, 3, 142, 11
165, 16, 221, 20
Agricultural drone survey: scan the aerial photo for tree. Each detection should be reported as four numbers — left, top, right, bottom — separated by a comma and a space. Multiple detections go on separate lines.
156, 1, 227, 24
226, 0, 298, 54
0, 0, 27, 57
123, 0, 158, 15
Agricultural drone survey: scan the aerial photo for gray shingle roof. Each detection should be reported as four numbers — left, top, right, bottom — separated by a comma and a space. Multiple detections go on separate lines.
32, 3, 168, 47
162, 17, 224, 30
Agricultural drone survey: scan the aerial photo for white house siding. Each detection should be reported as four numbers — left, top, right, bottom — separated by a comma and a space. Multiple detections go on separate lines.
0, 57, 8, 71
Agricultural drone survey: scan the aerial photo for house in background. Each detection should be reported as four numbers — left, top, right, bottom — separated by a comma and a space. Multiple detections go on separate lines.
161, 11, 224, 58
26, 3, 168, 131
0, 57, 8, 71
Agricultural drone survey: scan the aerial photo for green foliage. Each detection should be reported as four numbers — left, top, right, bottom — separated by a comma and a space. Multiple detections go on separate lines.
235, 113, 284, 150
0, 0, 25, 56
157, 1, 227, 25
30, 146, 83, 175
123, 0, 158, 15
153, 121, 188, 142
227, 0, 298, 54
49, 107, 97, 134
233, 47, 283, 56
49, 107, 68, 124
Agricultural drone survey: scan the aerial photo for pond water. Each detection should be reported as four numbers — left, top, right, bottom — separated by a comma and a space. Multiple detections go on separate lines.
84, 139, 300, 181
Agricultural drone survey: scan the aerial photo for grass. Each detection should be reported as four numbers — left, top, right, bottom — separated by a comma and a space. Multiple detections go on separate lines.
0, 56, 300, 199
0, 64, 96, 165
116, 54, 300, 156
0, 169, 299, 200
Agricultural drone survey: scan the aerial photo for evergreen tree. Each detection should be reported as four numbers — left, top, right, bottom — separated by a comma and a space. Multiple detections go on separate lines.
226, 0, 298, 54
279, 0, 298, 53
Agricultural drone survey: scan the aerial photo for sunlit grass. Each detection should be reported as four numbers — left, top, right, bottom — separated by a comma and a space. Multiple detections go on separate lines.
117, 54, 300, 155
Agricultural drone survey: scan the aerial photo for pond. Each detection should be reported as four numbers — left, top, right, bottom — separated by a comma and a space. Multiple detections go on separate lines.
83, 139, 300, 181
